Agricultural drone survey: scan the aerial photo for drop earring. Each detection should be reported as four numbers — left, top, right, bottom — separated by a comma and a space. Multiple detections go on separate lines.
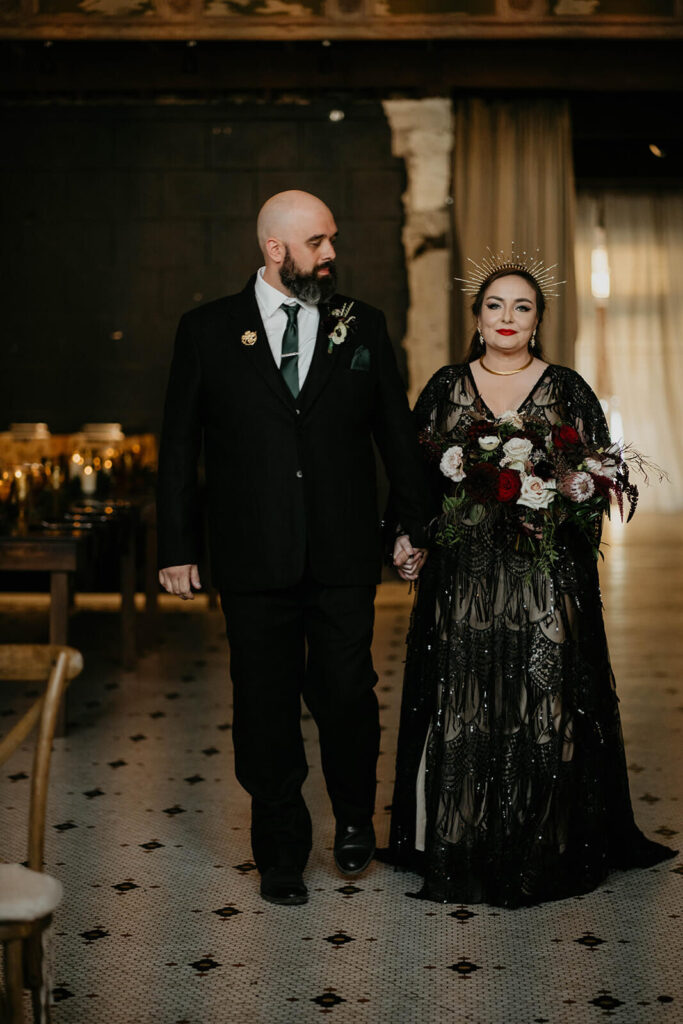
478, 329, 486, 349
530, 327, 537, 350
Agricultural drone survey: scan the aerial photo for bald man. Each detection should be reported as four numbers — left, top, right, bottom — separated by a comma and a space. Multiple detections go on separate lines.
157, 191, 429, 906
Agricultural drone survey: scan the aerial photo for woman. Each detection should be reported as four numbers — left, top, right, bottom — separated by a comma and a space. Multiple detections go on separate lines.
383, 255, 675, 907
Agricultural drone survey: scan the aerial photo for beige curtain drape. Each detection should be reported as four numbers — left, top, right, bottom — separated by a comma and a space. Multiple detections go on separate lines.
452, 98, 577, 367
575, 192, 683, 511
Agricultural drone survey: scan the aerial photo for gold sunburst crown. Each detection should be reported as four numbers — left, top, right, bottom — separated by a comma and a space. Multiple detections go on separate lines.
456, 246, 565, 300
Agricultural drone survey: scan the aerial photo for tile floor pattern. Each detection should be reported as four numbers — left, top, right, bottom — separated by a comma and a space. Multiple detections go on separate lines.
0, 514, 682, 1024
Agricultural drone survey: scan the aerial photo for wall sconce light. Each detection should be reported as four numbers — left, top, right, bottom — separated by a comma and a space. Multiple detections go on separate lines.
591, 238, 610, 304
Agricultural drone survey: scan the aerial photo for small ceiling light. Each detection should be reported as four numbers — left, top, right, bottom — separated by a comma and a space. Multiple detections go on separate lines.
322, 39, 332, 47
110, 330, 123, 341
329, 110, 345, 123
649, 144, 666, 158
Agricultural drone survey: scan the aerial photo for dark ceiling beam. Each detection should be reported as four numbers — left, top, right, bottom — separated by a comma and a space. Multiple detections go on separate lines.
1, 39, 682, 95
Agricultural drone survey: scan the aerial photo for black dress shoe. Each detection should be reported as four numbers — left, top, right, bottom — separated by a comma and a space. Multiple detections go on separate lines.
260, 867, 308, 906
334, 823, 376, 877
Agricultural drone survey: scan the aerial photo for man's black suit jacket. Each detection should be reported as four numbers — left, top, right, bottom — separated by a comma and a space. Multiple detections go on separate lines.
157, 276, 430, 592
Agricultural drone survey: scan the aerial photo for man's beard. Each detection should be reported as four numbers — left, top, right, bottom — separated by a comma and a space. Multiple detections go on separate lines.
279, 248, 337, 304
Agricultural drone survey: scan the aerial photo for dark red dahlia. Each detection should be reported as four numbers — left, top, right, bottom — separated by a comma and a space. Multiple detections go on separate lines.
467, 421, 495, 441
520, 428, 547, 448
463, 462, 500, 502
534, 459, 555, 482
417, 429, 445, 464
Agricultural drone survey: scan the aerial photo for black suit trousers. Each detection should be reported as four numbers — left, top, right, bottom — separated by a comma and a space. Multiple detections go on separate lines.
221, 574, 379, 874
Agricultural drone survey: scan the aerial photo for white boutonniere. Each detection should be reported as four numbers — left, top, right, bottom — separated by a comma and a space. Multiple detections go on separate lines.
327, 302, 356, 354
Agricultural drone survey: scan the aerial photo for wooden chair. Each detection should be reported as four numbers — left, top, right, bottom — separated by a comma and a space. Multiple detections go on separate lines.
0, 645, 83, 1024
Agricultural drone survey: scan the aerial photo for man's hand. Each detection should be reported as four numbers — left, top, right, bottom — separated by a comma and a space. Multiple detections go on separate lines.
393, 534, 427, 582
158, 564, 202, 601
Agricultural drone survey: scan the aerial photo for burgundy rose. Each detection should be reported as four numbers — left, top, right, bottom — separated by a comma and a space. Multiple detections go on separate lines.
534, 459, 555, 482
463, 462, 499, 502
496, 468, 522, 503
552, 424, 581, 450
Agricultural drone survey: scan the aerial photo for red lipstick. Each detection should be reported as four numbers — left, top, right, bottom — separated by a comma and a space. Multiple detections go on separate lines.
496, 329, 517, 336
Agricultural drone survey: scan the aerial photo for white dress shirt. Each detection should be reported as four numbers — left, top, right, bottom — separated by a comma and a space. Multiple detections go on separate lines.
254, 267, 320, 391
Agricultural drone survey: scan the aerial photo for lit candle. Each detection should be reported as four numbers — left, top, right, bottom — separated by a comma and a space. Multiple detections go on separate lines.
70, 451, 83, 481
82, 463, 97, 496
15, 468, 28, 502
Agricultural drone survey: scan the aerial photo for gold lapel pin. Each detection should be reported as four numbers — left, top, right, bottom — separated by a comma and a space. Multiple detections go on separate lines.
241, 330, 257, 347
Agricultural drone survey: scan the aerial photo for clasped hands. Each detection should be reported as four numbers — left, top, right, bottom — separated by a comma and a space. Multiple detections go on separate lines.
393, 535, 428, 582
160, 539, 427, 598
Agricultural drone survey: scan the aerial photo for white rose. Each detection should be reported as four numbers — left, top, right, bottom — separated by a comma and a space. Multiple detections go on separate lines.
500, 456, 527, 473
330, 323, 347, 345
498, 410, 524, 429
501, 436, 532, 475
440, 445, 466, 483
517, 475, 557, 510
502, 437, 534, 464
478, 435, 501, 452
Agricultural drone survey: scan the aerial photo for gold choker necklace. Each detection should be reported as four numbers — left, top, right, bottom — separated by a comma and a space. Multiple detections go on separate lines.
479, 354, 534, 376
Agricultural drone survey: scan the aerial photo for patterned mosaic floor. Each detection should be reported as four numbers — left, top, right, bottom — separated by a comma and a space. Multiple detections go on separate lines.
1, 514, 682, 1024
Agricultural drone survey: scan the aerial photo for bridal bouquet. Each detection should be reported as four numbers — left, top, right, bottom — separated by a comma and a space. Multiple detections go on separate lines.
420, 410, 645, 576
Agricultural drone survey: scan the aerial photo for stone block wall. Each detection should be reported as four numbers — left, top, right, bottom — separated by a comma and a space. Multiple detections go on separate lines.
0, 101, 408, 434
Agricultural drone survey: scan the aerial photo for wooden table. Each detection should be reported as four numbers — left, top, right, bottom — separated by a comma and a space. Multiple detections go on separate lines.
0, 526, 136, 667
0, 522, 138, 732
0, 531, 85, 641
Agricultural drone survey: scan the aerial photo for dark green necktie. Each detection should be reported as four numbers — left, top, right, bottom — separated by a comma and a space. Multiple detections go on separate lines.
280, 302, 301, 398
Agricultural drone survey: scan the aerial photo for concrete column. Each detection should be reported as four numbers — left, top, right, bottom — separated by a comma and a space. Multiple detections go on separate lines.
382, 98, 454, 404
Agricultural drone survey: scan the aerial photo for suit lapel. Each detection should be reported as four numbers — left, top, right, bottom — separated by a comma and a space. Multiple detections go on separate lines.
231, 277, 297, 412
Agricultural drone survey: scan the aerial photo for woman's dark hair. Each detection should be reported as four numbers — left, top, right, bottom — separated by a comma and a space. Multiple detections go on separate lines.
464, 268, 546, 361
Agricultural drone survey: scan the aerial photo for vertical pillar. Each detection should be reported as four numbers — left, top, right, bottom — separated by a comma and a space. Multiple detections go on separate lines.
382, 98, 454, 404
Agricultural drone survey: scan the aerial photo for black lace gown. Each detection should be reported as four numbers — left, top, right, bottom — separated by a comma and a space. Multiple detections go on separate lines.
382, 363, 675, 907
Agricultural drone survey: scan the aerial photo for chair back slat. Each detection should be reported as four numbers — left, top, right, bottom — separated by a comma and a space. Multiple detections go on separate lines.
0, 645, 83, 872
0, 697, 44, 768
28, 652, 70, 871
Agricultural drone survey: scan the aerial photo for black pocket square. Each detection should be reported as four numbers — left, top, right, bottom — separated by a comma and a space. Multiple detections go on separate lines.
350, 345, 370, 371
